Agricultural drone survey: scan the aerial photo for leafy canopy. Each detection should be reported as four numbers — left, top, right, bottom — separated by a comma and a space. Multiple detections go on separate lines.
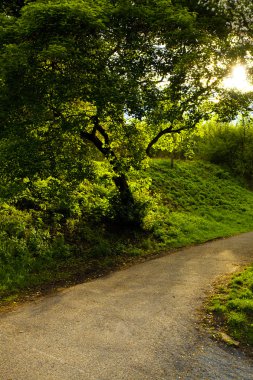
1, 0, 250, 217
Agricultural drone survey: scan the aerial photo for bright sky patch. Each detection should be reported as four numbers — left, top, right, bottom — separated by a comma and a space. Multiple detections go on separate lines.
223, 64, 253, 92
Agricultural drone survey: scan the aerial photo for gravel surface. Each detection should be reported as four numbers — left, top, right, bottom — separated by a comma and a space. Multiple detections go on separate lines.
1, 232, 253, 379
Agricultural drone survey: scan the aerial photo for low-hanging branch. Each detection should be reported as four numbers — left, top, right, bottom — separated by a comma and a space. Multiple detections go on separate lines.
80, 128, 112, 161
146, 125, 187, 157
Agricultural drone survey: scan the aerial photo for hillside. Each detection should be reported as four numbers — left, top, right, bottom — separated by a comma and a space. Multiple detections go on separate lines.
147, 159, 253, 248
1, 159, 253, 302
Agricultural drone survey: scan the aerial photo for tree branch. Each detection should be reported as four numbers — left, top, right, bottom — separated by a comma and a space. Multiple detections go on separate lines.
146, 126, 172, 156
146, 125, 191, 157
90, 115, 110, 145
80, 129, 113, 160
80, 116, 121, 170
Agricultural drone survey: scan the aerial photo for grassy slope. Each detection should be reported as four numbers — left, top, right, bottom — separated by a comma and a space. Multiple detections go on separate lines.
1, 159, 253, 304
208, 265, 253, 347
147, 159, 253, 248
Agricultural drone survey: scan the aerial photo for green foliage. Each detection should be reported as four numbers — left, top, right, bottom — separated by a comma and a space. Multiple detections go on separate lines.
0, 0, 240, 225
148, 127, 201, 160
144, 159, 253, 247
196, 117, 253, 183
209, 264, 253, 346
1, 0, 253, 301
0, 203, 71, 295
1, 159, 253, 301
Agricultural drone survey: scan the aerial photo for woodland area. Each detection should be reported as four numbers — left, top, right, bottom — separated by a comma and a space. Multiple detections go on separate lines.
1, 0, 253, 300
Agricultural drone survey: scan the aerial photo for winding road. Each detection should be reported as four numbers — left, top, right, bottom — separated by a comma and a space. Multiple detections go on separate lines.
1, 232, 253, 379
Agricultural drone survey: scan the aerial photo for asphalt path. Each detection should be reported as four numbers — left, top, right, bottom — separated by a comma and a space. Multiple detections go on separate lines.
1, 232, 253, 379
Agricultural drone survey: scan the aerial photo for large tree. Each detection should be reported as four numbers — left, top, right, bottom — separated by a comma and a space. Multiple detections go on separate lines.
0, 0, 244, 221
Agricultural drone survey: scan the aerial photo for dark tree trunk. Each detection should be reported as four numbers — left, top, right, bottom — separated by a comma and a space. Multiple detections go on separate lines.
80, 124, 138, 226
113, 172, 134, 204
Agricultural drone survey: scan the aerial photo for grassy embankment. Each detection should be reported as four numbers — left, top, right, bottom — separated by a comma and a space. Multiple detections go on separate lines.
207, 265, 253, 348
147, 159, 253, 247
1, 159, 253, 307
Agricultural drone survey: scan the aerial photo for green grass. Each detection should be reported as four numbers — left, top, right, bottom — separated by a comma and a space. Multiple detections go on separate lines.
208, 265, 253, 346
146, 159, 253, 247
1, 158, 253, 304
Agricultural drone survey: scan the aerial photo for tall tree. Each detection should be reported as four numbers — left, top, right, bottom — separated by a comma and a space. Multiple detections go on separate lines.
0, 0, 243, 221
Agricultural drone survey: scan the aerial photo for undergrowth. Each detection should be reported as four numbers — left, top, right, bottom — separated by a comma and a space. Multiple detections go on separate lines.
1, 159, 253, 302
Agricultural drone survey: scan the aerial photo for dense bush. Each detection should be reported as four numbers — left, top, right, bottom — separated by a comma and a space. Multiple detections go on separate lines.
0, 160, 153, 297
150, 118, 253, 186
0, 204, 71, 295
196, 118, 253, 184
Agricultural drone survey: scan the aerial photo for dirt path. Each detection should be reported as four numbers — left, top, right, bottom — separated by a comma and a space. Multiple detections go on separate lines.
1, 232, 253, 380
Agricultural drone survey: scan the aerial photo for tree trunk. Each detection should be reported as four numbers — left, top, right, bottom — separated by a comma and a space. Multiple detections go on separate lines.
113, 172, 134, 204
80, 127, 138, 225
